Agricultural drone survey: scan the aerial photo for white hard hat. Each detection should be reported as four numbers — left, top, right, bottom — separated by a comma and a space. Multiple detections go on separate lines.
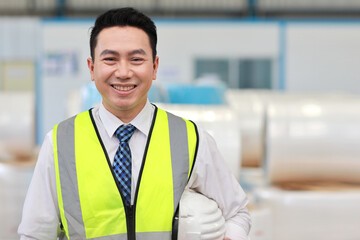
178, 190, 226, 240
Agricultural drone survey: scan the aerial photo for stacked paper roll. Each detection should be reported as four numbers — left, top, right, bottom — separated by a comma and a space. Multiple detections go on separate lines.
156, 103, 241, 179
226, 90, 359, 168
225, 89, 296, 167
227, 91, 360, 239
0, 92, 35, 161
225, 90, 269, 167
265, 95, 360, 183
254, 185, 360, 240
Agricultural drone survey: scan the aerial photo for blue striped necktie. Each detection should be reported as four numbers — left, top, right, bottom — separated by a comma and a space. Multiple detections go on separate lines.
113, 124, 136, 206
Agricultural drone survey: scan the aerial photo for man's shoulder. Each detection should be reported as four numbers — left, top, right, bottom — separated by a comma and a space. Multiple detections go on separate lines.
156, 105, 196, 125
57, 109, 95, 126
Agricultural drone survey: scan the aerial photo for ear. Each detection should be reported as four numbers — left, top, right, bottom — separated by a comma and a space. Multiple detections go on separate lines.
152, 56, 159, 81
87, 57, 95, 81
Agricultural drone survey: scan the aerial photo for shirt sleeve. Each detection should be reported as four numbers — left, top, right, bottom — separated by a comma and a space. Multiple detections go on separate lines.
187, 127, 252, 240
18, 130, 60, 240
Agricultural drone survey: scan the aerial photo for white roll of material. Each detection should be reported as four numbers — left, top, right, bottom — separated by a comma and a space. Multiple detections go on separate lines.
225, 89, 272, 167
156, 103, 241, 179
265, 96, 360, 183
226, 90, 359, 168
254, 185, 360, 240
178, 190, 225, 240
0, 92, 35, 161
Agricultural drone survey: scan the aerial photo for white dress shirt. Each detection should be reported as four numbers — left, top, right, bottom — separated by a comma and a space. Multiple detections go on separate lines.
18, 100, 251, 240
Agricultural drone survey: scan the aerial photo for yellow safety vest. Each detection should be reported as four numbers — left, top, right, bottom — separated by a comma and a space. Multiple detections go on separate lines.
53, 106, 198, 240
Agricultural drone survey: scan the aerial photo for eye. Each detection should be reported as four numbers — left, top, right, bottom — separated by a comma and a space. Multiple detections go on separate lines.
103, 57, 117, 64
104, 57, 116, 61
131, 57, 144, 64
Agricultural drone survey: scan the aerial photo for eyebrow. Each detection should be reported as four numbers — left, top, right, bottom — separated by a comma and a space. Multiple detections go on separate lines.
99, 49, 119, 57
128, 49, 147, 56
99, 49, 147, 57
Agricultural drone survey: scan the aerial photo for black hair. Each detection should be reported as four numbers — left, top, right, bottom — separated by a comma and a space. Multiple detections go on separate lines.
89, 7, 157, 62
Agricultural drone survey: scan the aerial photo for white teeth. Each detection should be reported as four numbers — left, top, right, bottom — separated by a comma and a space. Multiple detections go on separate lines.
113, 85, 135, 91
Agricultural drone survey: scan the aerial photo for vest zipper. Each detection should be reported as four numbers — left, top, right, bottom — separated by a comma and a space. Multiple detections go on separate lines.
126, 205, 136, 240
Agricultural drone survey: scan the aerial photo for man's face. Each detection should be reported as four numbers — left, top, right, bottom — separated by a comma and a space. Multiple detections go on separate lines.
88, 26, 159, 122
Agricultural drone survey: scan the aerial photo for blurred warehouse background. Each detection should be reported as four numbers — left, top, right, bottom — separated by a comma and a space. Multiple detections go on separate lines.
1, 0, 360, 239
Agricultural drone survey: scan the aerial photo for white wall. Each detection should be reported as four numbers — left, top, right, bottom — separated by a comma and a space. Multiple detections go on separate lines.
286, 22, 360, 93
40, 20, 92, 139
156, 21, 279, 84
0, 18, 39, 60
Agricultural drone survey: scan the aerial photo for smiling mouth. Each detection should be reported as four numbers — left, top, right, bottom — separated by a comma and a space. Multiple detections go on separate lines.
112, 85, 136, 91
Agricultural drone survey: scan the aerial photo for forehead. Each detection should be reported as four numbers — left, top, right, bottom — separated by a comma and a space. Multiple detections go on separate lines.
95, 26, 151, 52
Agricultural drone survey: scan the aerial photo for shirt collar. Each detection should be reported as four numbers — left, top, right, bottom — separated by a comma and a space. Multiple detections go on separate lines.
99, 100, 155, 138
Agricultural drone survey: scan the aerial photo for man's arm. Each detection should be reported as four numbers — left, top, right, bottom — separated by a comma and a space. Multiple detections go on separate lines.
187, 128, 251, 240
18, 131, 60, 239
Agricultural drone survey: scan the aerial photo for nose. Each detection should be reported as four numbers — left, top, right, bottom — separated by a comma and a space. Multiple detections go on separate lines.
114, 61, 133, 79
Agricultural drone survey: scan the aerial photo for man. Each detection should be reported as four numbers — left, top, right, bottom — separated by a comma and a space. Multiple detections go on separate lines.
19, 7, 251, 240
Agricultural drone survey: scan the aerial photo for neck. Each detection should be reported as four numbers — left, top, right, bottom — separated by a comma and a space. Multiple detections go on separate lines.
103, 100, 147, 124
115, 110, 138, 124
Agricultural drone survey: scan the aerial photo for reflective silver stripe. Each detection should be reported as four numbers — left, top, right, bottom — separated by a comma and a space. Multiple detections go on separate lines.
136, 231, 172, 240
166, 111, 190, 213
57, 116, 86, 239
58, 233, 128, 240
88, 233, 128, 240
